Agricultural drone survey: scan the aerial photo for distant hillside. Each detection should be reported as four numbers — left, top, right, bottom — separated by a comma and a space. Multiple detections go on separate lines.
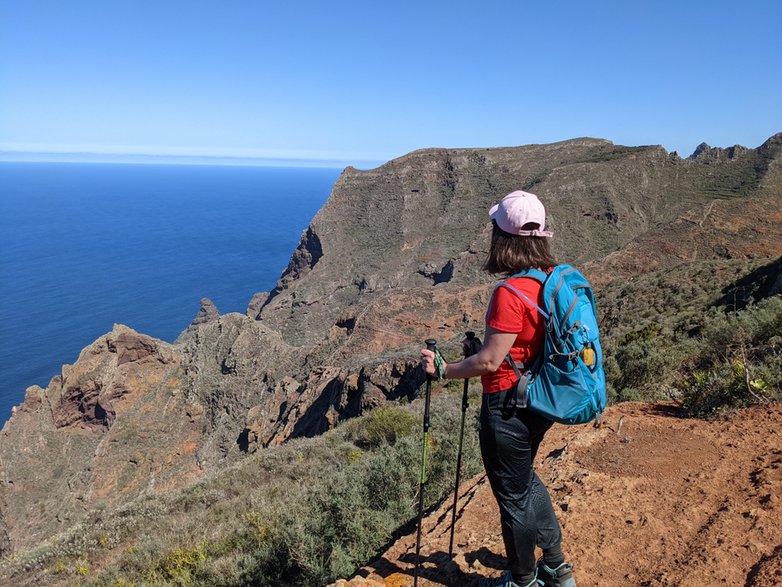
0, 134, 780, 585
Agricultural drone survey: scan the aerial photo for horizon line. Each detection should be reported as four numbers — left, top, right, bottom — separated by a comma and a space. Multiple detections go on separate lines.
0, 149, 387, 170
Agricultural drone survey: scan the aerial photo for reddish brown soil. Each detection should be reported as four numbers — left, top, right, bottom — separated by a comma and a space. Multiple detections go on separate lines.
330, 402, 782, 587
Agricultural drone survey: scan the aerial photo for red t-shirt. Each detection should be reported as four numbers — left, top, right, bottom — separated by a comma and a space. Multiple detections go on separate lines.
481, 276, 546, 393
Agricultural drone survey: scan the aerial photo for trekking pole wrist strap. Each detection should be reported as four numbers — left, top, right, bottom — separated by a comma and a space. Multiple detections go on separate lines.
433, 349, 447, 380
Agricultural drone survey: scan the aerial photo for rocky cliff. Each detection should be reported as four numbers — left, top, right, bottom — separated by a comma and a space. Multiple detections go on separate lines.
1, 134, 780, 555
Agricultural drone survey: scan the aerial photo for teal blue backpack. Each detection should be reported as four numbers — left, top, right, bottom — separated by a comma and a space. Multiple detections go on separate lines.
497, 265, 606, 425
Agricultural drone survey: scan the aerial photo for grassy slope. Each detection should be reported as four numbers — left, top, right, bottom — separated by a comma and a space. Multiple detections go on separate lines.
0, 392, 484, 587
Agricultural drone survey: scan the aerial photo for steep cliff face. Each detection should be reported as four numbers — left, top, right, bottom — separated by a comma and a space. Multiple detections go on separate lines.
1, 135, 779, 554
257, 136, 782, 346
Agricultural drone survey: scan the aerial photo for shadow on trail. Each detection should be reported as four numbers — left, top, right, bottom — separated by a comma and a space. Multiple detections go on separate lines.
648, 403, 688, 418
356, 547, 505, 586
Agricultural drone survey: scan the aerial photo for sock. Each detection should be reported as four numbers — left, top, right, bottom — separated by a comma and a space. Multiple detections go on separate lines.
542, 544, 565, 569
511, 571, 537, 586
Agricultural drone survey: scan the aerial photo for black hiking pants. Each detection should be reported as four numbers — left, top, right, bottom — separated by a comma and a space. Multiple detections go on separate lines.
479, 388, 562, 584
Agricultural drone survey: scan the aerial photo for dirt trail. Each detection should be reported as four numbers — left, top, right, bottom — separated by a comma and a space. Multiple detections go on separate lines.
330, 402, 782, 587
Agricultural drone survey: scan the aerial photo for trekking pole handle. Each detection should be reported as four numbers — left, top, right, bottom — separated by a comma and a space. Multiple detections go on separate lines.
463, 331, 476, 358
461, 332, 478, 411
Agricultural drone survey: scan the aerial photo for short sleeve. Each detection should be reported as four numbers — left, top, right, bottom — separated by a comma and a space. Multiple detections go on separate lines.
486, 285, 526, 333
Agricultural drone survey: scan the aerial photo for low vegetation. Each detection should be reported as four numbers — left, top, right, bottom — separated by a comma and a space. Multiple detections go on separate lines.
0, 396, 482, 586
598, 257, 781, 415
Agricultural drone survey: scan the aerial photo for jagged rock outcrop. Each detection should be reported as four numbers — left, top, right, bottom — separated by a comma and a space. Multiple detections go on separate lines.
175, 297, 220, 343
245, 291, 269, 318
1, 134, 780, 555
277, 226, 324, 288
689, 141, 753, 162
0, 325, 190, 549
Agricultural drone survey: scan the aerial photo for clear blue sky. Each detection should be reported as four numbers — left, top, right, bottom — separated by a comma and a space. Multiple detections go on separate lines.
1, 0, 780, 165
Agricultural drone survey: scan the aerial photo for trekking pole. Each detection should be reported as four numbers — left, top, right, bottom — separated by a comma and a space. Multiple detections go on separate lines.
448, 331, 481, 559
414, 339, 437, 587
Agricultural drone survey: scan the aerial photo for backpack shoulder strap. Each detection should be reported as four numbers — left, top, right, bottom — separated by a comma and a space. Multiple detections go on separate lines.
496, 282, 549, 319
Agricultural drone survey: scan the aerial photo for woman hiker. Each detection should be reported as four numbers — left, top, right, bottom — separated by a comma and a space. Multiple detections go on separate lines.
420, 191, 576, 587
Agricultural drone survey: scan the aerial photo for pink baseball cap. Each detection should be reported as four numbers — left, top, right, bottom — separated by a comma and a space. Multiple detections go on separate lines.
489, 190, 553, 237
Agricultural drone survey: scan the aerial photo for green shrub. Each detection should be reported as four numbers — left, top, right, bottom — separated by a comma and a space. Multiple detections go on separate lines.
351, 406, 419, 449
236, 399, 481, 586
680, 363, 751, 415
145, 543, 208, 585
677, 297, 782, 416
597, 259, 781, 410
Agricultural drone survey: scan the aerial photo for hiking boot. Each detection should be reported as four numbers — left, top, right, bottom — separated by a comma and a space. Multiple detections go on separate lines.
536, 560, 576, 587
478, 569, 543, 587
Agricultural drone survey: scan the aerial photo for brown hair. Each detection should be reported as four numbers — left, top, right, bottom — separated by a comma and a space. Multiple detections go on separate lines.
483, 220, 557, 275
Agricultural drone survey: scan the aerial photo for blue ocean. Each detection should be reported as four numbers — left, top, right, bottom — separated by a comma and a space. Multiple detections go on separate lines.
0, 162, 342, 424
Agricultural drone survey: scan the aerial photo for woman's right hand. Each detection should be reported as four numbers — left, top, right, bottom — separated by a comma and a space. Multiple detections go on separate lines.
420, 348, 438, 377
